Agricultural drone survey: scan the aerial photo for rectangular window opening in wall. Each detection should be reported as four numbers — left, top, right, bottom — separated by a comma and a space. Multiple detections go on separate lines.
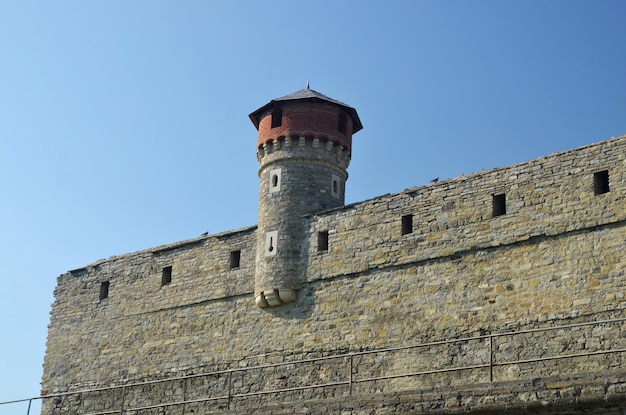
161, 266, 172, 286
338, 113, 347, 135
492, 193, 506, 217
318, 231, 329, 252
594, 170, 609, 195
99, 281, 109, 301
230, 250, 241, 270
271, 108, 282, 128
401, 214, 413, 235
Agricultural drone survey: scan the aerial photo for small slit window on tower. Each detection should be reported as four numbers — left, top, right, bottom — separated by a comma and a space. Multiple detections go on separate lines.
265, 231, 278, 256
269, 168, 282, 193
318, 231, 329, 252
594, 170, 609, 195
161, 266, 172, 286
338, 113, 347, 135
331, 173, 341, 199
492, 193, 506, 217
99, 281, 109, 301
229, 250, 241, 270
401, 214, 413, 235
271, 108, 282, 128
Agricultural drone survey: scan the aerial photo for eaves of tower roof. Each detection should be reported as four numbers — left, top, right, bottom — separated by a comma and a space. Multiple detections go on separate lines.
249, 88, 363, 133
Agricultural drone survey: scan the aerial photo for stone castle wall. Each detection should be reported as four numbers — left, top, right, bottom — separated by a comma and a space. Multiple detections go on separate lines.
305, 136, 626, 329
41, 135, 626, 413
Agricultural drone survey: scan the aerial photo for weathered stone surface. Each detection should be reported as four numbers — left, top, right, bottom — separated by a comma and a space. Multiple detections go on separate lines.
41, 133, 626, 414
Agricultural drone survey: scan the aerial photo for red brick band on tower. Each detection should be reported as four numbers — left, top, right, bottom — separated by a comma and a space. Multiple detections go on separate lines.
250, 88, 362, 154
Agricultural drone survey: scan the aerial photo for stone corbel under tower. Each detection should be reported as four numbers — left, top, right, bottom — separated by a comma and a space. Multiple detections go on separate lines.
249, 87, 362, 307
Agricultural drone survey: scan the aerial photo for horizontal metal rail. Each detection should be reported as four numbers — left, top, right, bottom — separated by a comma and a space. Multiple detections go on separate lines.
3, 316, 625, 414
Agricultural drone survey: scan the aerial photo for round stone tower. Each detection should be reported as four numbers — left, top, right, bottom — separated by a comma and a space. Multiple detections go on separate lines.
249, 87, 362, 307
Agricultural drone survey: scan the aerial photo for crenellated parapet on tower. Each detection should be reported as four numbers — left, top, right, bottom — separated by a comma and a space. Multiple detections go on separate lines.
249, 87, 362, 307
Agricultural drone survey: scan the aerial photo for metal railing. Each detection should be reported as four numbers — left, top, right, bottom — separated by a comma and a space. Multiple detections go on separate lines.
4, 316, 626, 415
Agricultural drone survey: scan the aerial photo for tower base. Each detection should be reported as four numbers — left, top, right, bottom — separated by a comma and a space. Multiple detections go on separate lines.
255, 289, 296, 308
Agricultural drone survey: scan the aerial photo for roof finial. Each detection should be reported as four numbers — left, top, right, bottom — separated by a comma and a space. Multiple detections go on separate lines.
306, 81, 310, 89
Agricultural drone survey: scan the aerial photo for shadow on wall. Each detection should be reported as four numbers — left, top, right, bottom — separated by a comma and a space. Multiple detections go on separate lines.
261, 231, 315, 320
261, 286, 315, 320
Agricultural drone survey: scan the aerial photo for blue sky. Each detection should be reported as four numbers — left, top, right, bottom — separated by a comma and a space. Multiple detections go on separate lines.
1, 1, 625, 412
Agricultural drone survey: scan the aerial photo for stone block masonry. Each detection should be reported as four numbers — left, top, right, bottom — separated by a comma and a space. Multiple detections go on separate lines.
306, 136, 626, 327
42, 135, 626, 412
41, 134, 626, 413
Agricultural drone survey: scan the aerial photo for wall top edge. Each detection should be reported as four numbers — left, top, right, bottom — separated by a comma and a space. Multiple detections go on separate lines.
66, 224, 259, 276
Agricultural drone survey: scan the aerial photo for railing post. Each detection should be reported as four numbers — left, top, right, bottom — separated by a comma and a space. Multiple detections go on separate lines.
182, 377, 187, 415
227, 370, 233, 410
119, 386, 126, 415
349, 354, 353, 396
489, 335, 494, 382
